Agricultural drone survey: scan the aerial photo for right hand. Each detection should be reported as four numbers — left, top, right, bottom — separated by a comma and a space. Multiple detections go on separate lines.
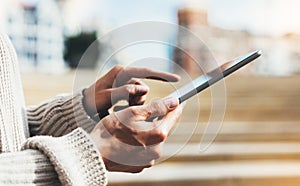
89, 97, 183, 173
83, 65, 180, 119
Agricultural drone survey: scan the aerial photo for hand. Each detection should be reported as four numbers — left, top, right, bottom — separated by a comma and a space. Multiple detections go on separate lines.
83, 65, 180, 119
89, 97, 183, 173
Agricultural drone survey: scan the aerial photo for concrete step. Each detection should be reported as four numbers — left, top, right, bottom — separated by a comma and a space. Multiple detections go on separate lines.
167, 122, 300, 143
108, 161, 300, 186
162, 142, 300, 162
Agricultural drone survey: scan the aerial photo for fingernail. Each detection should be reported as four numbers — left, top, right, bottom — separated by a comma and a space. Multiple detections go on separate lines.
164, 97, 179, 109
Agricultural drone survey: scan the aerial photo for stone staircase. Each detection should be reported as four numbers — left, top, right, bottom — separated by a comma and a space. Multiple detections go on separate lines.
164, 122, 300, 162
106, 75, 300, 186
107, 121, 300, 186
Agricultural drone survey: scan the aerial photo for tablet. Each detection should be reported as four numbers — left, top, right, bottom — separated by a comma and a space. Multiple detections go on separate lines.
168, 50, 262, 103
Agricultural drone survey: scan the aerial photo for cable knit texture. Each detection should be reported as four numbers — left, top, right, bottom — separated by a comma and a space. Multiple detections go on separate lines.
27, 91, 97, 137
0, 33, 107, 185
22, 128, 107, 186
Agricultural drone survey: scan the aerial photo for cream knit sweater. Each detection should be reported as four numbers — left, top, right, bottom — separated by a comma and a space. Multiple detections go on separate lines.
0, 33, 107, 185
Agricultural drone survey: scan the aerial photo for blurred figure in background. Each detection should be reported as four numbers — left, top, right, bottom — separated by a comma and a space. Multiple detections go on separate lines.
0, 0, 66, 74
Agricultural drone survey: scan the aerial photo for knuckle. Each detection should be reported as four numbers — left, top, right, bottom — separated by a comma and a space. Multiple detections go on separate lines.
113, 64, 124, 72
128, 106, 139, 116
125, 84, 135, 94
151, 129, 167, 143
128, 105, 152, 119
150, 100, 161, 110
129, 77, 140, 84
150, 100, 166, 116
151, 150, 162, 160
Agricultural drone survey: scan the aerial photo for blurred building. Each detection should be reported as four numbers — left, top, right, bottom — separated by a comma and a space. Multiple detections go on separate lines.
0, 0, 65, 74
174, 7, 211, 75
253, 34, 300, 76
174, 6, 300, 76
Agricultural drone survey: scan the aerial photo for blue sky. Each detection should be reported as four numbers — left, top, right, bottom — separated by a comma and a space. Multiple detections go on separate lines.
97, 0, 300, 36
99, 0, 183, 28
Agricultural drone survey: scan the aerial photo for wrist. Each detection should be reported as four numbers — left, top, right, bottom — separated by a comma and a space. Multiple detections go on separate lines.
83, 88, 110, 121
82, 88, 97, 117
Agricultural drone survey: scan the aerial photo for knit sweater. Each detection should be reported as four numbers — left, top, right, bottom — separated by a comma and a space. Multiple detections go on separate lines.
0, 33, 107, 185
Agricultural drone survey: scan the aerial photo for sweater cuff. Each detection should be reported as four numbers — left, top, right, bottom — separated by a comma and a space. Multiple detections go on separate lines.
22, 128, 107, 186
72, 90, 98, 133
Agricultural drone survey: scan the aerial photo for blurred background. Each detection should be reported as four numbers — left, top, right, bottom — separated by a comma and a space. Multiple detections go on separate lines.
1, 0, 300, 185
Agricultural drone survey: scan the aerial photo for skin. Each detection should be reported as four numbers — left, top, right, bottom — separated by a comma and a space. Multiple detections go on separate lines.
83, 65, 180, 118
83, 65, 183, 173
90, 97, 182, 173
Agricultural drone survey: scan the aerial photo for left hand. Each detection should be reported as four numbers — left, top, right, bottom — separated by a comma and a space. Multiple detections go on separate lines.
83, 65, 180, 119
89, 97, 182, 173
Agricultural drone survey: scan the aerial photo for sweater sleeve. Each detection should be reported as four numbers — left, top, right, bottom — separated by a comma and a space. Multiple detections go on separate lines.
27, 90, 97, 137
0, 128, 107, 186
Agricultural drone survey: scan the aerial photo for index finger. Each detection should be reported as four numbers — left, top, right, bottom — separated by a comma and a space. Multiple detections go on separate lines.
115, 67, 180, 86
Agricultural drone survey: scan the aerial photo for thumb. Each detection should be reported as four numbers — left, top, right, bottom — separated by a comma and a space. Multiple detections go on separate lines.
112, 97, 179, 132
132, 97, 179, 121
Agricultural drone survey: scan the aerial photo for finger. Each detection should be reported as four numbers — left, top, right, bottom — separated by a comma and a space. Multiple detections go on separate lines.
135, 97, 180, 121
100, 65, 125, 88
127, 77, 145, 86
122, 84, 149, 96
109, 84, 149, 105
159, 104, 183, 135
114, 97, 179, 131
111, 164, 148, 173
92, 84, 149, 114
103, 158, 149, 173
129, 94, 147, 106
112, 97, 179, 134
127, 78, 149, 106
113, 105, 128, 112
115, 67, 180, 86
135, 105, 183, 146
